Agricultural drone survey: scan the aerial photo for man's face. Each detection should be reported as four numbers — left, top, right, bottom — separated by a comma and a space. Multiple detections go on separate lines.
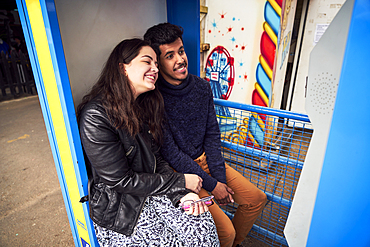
158, 37, 188, 86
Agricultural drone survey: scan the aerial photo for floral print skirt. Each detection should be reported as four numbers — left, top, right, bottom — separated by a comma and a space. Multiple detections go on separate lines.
93, 195, 220, 247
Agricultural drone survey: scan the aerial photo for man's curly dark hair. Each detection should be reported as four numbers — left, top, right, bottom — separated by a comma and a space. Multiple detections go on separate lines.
144, 22, 184, 57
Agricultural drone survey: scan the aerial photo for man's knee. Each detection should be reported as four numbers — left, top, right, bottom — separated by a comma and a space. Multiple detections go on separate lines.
258, 190, 268, 205
239, 189, 267, 210
251, 189, 267, 210
224, 226, 236, 239
218, 226, 236, 247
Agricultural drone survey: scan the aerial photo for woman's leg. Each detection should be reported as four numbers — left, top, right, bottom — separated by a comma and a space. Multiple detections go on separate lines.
93, 196, 178, 246
153, 195, 220, 247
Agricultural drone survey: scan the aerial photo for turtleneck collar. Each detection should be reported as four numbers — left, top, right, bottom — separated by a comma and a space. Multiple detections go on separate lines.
157, 74, 195, 96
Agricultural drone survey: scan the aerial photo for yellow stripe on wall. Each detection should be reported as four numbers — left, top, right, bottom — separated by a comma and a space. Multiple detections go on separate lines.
25, 0, 91, 245
267, 0, 282, 16
255, 82, 269, 106
259, 55, 273, 80
248, 132, 260, 148
263, 21, 277, 45
252, 112, 265, 132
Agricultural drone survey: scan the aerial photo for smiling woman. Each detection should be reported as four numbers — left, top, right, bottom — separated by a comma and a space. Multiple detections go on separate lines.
123, 46, 159, 98
76, 38, 220, 246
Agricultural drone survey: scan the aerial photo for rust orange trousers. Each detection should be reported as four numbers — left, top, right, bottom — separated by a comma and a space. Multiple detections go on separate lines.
195, 153, 267, 247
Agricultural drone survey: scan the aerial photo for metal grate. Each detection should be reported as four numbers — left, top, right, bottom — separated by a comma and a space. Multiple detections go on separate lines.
214, 99, 312, 247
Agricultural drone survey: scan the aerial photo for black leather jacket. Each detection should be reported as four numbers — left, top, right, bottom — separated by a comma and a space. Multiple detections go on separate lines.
79, 99, 189, 235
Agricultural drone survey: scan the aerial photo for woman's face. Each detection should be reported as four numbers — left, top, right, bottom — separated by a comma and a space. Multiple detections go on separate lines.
124, 46, 158, 98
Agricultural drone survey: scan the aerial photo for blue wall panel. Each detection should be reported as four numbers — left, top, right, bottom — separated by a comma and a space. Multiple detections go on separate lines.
167, 0, 200, 76
307, 0, 370, 246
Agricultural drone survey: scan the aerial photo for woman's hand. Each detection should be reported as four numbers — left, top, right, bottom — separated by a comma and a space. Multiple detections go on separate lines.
179, 193, 209, 216
184, 174, 203, 194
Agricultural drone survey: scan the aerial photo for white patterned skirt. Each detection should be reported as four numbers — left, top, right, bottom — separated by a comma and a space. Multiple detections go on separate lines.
93, 195, 220, 247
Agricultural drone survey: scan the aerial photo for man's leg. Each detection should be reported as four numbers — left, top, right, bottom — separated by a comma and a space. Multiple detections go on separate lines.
195, 154, 235, 247
224, 164, 267, 247
198, 188, 235, 247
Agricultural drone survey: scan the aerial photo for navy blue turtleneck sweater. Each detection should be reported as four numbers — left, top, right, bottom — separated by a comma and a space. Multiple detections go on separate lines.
158, 74, 226, 192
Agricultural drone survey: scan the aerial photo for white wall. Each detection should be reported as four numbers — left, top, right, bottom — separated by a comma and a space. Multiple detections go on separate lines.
54, 0, 167, 106
287, 0, 345, 114
204, 0, 265, 105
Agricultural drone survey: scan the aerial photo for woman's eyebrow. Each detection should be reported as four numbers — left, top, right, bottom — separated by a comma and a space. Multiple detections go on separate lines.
141, 55, 154, 60
141, 55, 157, 64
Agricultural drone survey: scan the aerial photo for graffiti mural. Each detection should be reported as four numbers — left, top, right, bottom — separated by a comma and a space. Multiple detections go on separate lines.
205, 1, 265, 104
205, 46, 236, 131
205, 0, 282, 148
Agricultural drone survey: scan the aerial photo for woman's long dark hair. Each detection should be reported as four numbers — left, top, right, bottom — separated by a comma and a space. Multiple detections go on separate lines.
77, 38, 164, 142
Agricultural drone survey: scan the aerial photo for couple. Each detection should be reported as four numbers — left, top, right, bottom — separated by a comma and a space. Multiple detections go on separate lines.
78, 23, 267, 247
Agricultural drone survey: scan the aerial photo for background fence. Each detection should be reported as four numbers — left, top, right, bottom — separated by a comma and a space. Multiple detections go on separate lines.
214, 98, 312, 246
0, 51, 36, 100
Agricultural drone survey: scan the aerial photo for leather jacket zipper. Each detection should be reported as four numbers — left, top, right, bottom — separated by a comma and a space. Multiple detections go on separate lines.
126, 146, 134, 156
153, 154, 156, 173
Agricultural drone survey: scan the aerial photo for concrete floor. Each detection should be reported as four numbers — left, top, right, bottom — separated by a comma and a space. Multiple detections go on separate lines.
0, 95, 268, 247
0, 96, 74, 246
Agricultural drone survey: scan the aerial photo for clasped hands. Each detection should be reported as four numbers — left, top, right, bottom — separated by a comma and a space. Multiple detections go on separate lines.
211, 181, 234, 206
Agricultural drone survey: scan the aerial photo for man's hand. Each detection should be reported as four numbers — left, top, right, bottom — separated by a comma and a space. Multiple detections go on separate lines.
211, 182, 234, 206
184, 174, 203, 194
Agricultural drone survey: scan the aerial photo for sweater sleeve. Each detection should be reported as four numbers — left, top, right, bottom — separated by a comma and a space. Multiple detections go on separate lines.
203, 85, 227, 184
160, 120, 219, 192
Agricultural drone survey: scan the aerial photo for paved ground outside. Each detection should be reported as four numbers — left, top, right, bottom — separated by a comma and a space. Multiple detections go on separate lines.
0, 95, 268, 247
0, 96, 74, 246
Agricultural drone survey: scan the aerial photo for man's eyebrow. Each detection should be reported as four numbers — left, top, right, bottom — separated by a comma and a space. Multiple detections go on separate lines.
164, 50, 174, 57
164, 46, 183, 57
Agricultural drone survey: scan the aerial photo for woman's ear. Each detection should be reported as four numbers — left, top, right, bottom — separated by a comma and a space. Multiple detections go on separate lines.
119, 63, 127, 76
